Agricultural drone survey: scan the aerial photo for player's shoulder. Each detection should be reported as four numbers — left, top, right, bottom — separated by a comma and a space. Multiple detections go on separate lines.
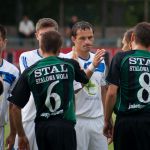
116, 50, 134, 56
59, 52, 66, 58
113, 50, 134, 61
60, 51, 73, 58
89, 51, 96, 59
19, 49, 38, 58
3, 59, 19, 74
58, 56, 78, 66
90, 51, 95, 55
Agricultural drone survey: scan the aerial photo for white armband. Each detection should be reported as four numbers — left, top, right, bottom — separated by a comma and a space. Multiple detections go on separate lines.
88, 63, 96, 72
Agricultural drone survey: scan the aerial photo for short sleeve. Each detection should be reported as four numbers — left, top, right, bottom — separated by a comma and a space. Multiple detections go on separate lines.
106, 52, 122, 86
8, 70, 30, 108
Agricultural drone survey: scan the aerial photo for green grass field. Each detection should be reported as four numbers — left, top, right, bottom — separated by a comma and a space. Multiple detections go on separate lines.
109, 143, 114, 150
4, 125, 9, 150
5, 124, 114, 150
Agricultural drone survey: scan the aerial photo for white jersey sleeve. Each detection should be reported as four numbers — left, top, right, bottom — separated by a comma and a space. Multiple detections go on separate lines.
19, 52, 30, 73
99, 59, 107, 86
19, 49, 43, 122
1, 60, 19, 125
59, 51, 82, 91
19, 49, 43, 73
7, 65, 20, 94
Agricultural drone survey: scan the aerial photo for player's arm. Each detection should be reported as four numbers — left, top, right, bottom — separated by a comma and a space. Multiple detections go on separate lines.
99, 60, 108, 114
101, 85, 108, 113
103, 52, 122, 143
85, 49, 105, 79
74, 49, 106, 87
6, 68, 20, 150
11, 104, 29, 150
8, 70, 31, 150
19, 54, 29, 73
103, 84, 118, 136
5, 103, 17, 150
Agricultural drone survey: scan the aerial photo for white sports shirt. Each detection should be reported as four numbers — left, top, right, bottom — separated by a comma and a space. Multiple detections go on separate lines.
19, 20, 35, 35
19, 49, 43, 122
0, 59, 19, 126
65, 51, 106, 118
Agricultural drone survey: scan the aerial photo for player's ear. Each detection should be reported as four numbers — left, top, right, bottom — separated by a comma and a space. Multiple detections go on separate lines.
4, 39, 7, 48
130, 32, 135, 50
35, 32, 38, 40
4, 39, 7, 44
71, 36, 76, 44
130, 32, 135, 43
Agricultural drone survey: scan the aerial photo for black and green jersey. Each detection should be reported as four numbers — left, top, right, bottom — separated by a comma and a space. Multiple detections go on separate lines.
106, 50, 150, 115
9, 56, 89, 123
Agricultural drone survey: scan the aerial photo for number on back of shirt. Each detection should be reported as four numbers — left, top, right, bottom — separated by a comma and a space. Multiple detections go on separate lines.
45, 80, 61, 112
137, 72, 150, 103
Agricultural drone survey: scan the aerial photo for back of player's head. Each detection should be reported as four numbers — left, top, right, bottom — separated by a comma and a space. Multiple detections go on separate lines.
133, 22, 150, 48
40, 31, 62, 54
71, 21, 94, 37
124, 28, 134, 44
0, 24, 7, 40
36, 18, 58, 31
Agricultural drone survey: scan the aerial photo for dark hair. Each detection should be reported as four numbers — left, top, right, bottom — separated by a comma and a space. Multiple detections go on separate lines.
71, 21, 94, 37
0, 24, 7, 40
124, 28, 133, 43
36, 18, 58, 31
134, 22, 150, 48
40, 31, 62, 54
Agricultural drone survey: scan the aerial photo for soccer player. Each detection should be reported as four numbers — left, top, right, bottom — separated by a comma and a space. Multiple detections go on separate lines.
0, 25, 19, 150
12, 18, 59, 150
122, 28, 133, 51
103, 22, 150, 150
8, 30, 105, 150
65, 21, 108, 150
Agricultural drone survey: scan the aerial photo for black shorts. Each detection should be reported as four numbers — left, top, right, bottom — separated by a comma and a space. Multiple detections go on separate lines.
113, 113, 150, 150
35, 119, 76, 150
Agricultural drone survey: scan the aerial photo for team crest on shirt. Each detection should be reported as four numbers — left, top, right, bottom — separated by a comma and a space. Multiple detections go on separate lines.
84, 80, 98, 96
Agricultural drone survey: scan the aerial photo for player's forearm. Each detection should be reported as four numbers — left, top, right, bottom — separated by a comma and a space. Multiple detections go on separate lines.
9, 103, 16, 136
101, 85, 107, 114
104, 95, 115, 123
12, 105, 26, 137
104, 85, 117, 123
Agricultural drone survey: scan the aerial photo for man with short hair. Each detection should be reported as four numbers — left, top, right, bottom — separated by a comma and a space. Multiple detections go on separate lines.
104, 22, 150, 150
7, 18, 59, 150
8, 30, 105, 150
19, 15, 35, 38
0, 24, 19, 150
65, 21, 108, 150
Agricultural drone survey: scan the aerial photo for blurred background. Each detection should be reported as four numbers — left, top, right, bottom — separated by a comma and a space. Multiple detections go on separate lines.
0, 0, 149, 65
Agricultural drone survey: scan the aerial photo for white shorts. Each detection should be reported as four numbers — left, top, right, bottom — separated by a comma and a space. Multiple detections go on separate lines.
14, 120, 38, 150
0, 126, 4, 150
75, 116, 108, 150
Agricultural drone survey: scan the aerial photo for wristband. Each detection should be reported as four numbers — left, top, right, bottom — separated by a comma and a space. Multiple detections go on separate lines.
88, 63, 96, 72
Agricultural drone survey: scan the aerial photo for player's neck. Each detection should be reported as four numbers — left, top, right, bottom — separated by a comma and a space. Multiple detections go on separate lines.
38, 48, 44, 57
76, 48, 90, 60
132, 45, 149, 51
42, 50, 59, 58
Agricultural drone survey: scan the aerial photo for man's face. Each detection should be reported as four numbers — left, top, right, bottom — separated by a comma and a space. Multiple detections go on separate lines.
72, 28, 94, 52
0, 34, 7, 51
35, 27, 56, 41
